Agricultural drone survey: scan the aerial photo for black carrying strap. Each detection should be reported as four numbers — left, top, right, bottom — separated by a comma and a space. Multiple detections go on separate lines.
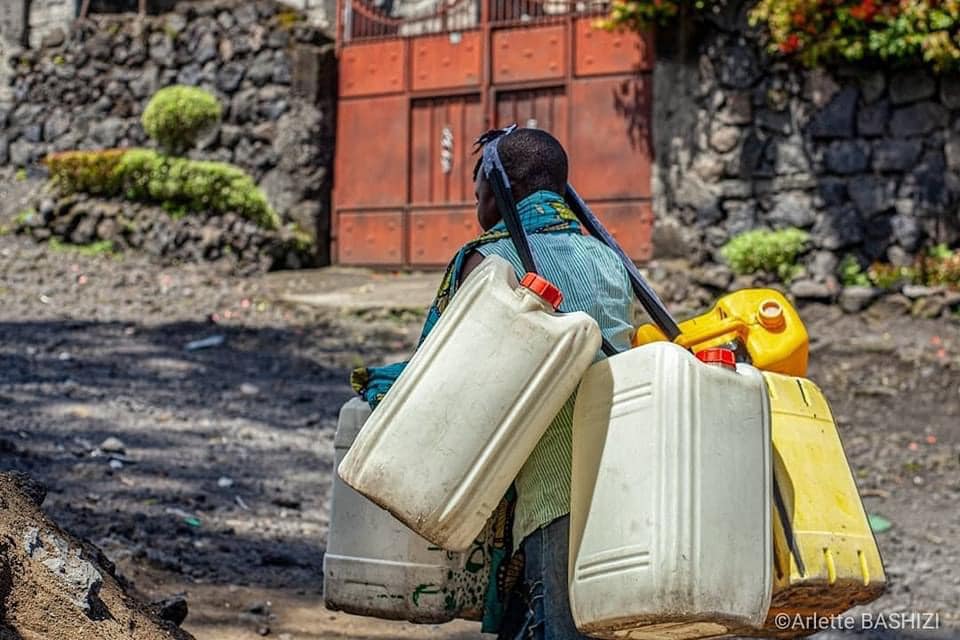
772, 473, 806, 577
481, 136, 618, 357
565, 184, 682, 341
488, 161, 539, 276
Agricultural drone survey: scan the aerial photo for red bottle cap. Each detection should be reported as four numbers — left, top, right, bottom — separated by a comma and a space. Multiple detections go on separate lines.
695, 347, 737, 370
520, 272, 564, 310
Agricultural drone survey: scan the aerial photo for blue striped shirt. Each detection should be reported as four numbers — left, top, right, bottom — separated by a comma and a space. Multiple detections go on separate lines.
476, 229, 634, 545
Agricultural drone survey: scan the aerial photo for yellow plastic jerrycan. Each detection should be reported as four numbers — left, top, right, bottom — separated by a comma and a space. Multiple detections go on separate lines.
751, 372, 886, 634
633, 289, 809, 377
634, 289, 885, 635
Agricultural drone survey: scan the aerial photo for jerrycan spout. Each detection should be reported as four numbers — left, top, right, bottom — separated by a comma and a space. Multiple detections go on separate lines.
519, 272, 564, 311
695, 347, 738, 371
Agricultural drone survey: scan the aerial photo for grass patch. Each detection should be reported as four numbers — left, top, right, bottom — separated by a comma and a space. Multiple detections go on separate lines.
48, 238, 118, 257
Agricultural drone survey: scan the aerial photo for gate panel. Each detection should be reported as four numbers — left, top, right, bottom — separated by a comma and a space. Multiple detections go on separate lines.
412, 32, 483, 92
338, 210, 405, 264
409, 207, 482, 265
574, 19, 653, 77
409, 95, 485, 266
493, 25, 567, 84
410, 95, 485, 205
589, 201, 654, 261
335, 0, 656, 267
495, 87, 568, 147
569, 74, 652, 200
340, 41, 406, 97
336, 95, 409, 208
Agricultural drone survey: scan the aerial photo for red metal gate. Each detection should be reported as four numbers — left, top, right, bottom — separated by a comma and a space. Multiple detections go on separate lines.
333, 0, 653, 267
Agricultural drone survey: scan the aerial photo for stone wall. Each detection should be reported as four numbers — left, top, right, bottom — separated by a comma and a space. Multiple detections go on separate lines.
90, 0, 337, 27
1, 0, 337, 262
0, 2, 29, 101
652, 2, 960, 294
0, 0, 336, 53
15, 193, 315, 272
27, 0, 76, 48
274, 0, 334, 34
1, 1, 30, 48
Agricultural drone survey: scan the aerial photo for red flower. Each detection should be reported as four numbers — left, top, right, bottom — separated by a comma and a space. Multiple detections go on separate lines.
850, 0, 877, 21
780, 33, 801, 53
791, 10, 807, 26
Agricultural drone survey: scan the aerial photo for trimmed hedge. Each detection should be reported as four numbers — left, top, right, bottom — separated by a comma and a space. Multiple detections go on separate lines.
45, 149, 279, 230
142, 86, 222, 155
43, 149, 127, 195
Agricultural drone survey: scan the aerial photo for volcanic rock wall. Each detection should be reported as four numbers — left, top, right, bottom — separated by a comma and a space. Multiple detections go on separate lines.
2, 0, 336, 260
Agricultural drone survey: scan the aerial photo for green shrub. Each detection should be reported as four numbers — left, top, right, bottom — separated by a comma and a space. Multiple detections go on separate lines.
866, 263, 915, 289
840, 255, 870, 287
44, 148, 279, 230
919, 247, 960, 288
142, 86, 222, 155
118, 149, 279, 229
595, 0, 679, 31
928, 242, 953, 260
720, 228, 809, 282
290, 224, 315, 252
45, 149, 127, 194
844, 247, 960, 290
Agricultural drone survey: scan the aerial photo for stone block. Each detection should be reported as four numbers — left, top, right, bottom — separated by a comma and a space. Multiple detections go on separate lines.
808, 86, 858, 139
889, 70, 936, 105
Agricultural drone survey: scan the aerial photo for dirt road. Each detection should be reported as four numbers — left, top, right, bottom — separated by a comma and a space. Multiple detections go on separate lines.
1, 215, 958, 639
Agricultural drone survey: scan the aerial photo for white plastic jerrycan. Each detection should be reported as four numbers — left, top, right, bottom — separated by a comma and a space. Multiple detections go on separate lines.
324, 398, 489, 623
339, 254, 602, 551
569, 343, 772, 639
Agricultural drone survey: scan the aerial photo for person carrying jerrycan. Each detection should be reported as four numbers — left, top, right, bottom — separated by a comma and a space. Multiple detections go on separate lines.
350, 126, 635, 639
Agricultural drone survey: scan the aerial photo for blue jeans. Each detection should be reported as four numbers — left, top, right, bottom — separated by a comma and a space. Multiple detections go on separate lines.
514, 515, 590, 640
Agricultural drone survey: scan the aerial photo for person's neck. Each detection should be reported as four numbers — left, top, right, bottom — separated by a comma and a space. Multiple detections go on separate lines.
516, 190, 564, 214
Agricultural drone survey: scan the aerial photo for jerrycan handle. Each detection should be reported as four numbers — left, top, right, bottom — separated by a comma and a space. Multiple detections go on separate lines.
482, 136, 619, 357
565, 184, 682, 342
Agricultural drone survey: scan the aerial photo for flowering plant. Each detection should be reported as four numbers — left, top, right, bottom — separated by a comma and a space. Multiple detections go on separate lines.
751, 0, 960, 70
599, 0, 960, 70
